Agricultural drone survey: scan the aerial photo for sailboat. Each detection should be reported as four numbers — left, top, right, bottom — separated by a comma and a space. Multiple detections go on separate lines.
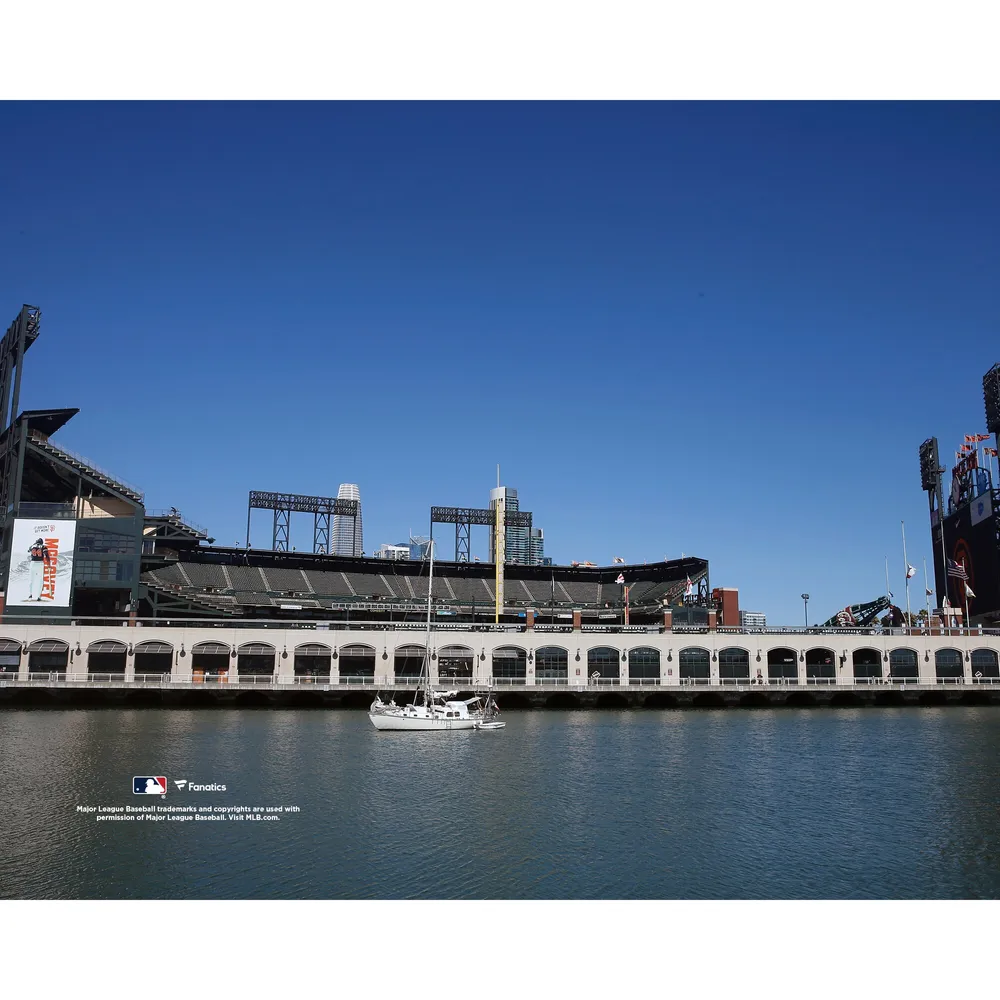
369, 541, 495, 732
475, 691, 506, 731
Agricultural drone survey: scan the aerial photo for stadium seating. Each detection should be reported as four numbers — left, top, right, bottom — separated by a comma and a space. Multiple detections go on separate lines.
182, 564, 230, 590
448, 577, 489, 603
227, 565, 268, 591
139, 550, 707, 623
261, 568, 311, 593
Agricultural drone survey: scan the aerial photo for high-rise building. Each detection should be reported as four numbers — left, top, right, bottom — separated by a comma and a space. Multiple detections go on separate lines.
331, 483, 363, 557
409, 535, 435, 561
740, 610, 767, 629
374, 543, 409, 561
489, 485, 531, 564
528, 527, 545, 566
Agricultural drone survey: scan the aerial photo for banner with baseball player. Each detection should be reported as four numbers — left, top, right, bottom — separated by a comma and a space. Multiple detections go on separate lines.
6, 519, 77, 607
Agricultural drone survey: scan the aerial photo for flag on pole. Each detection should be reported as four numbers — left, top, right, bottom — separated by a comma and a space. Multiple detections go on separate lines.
976, 434, 991, 442
684, 577, 694, 597
615, 573, 625, 585
613, 556, 624, 564
965, 582, 976, 598
906, 565, 917, 579
965, 434, 976, 444
887, 590, 894, 600
947, 558, 969, 580
925, 586, 934, 596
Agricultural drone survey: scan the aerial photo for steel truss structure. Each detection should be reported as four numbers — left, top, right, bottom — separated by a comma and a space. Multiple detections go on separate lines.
247, 491, 360, 554
429, 505, 532, 562
0, 305, 42, 585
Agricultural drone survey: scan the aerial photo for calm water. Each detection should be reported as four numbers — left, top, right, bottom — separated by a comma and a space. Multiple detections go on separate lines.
1, 706, 999, 899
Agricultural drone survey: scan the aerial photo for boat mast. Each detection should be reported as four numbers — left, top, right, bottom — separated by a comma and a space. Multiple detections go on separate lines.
421, 539, 434, 706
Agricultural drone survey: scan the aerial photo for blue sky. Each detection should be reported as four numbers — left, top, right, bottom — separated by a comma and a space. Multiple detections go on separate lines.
1, 101, 998, 625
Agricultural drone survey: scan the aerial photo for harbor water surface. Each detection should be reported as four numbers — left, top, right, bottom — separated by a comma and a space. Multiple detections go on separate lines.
2, 706, 999, 899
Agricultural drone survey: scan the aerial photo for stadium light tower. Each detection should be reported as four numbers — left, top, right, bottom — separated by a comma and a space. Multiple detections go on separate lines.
801, 593, 810, 628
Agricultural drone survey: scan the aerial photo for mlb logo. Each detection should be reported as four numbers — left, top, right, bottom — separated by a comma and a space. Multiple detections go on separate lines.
133, 776, 167, 795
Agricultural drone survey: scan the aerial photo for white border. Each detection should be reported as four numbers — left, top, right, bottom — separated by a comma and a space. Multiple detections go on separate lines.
1, 2, 999, 99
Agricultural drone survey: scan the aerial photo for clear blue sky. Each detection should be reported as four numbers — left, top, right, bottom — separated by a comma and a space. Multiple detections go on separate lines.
1, 101, 998, 625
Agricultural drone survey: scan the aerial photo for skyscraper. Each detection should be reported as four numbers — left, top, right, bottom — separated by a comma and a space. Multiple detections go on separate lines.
528, 527, 545, 566
331, 483, 363, 556
489, 485, 530, 564
409, 535, 435, 561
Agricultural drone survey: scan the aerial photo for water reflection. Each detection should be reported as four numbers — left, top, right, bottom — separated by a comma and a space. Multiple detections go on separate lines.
1, 707, 998, 898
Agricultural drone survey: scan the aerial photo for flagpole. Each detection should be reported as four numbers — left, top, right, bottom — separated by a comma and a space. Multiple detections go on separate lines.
901, 520, 912, 630
923, 558, 931, 631
884, 556, 890, 604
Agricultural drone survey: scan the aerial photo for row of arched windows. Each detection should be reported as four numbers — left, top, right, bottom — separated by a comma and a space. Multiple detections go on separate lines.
4, 639, 998, 682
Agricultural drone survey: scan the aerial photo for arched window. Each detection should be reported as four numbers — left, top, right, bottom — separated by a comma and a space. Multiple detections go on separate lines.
889, 648, 918, 682
767, 647, 797, 683
492, 647, 526, 683
934, 648, 963, 682
294, 643, 331, 679
629, 647, 661, 682
237, 642, 276, 676
718, 647, 749, 683
678, 647, 708, 683
535, 646, 568, 682
588, 647, 620, 682
852, 648, 882, 682
971, 648, 999, 682
805, 648, 835, 683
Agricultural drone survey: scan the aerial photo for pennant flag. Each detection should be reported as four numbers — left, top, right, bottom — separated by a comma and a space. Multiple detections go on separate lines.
613, 556, 624, 564
965, 582, 976, 598
906, 565, 917, 579
615, 573, 625, 585
947, 558, 969, 580
976, 434, 991, 442
965, 434, 976, 444
987, 447, 998, 458
925, 587, 934, 596
887, 590, 894, 600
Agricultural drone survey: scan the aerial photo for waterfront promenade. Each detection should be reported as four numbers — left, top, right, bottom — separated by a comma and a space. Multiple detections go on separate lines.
1, 616, 999, 707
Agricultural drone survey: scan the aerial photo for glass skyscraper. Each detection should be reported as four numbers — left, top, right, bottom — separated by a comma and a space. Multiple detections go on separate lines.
489, 486, 531, 564
331, 483, 363, 556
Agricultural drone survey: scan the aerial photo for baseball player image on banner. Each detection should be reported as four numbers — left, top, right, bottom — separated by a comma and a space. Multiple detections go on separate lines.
6, 519, 77, 607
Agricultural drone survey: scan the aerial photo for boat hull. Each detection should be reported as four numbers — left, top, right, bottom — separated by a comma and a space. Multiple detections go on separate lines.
369, 712, 478, 731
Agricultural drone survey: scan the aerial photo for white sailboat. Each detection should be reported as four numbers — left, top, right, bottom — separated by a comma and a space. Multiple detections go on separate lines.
369, 542, 498, 732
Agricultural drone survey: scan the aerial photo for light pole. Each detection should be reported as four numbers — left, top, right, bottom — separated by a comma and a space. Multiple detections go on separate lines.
801, 593, 810, 628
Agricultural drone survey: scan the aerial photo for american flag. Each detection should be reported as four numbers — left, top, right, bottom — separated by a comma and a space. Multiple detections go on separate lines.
947, 558, 969, 581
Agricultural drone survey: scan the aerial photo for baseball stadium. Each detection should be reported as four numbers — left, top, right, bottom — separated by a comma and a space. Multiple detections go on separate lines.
1, 302, 1000, 708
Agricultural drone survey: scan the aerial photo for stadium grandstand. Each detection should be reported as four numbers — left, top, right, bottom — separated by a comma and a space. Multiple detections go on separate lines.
140, 537, 711, 626
0, 302, 714, 627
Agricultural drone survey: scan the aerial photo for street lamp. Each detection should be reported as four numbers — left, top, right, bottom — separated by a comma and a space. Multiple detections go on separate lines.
801, 593, 810, 628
